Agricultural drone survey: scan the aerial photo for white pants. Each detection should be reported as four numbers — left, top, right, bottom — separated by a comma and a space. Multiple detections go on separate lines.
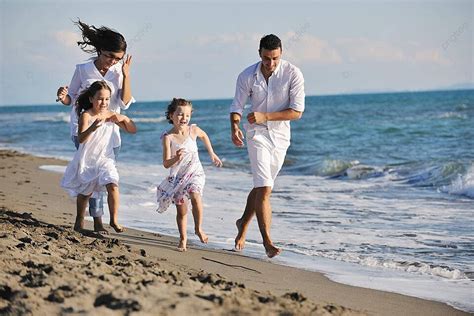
246, 128, 289, 188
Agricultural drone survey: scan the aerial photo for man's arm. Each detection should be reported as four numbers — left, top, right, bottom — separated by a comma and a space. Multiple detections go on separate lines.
230, 112, 244, 147
230, 71, 250, 147
247, 109, 302, 124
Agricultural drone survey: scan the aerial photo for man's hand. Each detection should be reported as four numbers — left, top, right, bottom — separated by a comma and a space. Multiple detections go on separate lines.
247, 112, 267, 124
231, 126, 244, 147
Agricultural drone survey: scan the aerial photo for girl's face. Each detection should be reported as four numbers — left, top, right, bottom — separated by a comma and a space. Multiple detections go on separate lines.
89, 88, 111, 114
98, 50, 125, 70
171, 105, 192, 128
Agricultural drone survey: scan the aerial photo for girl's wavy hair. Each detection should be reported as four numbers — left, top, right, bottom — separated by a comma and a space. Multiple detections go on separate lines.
165, 98, 193, 124
75, 81, 112, 118
74, 19, 127, 54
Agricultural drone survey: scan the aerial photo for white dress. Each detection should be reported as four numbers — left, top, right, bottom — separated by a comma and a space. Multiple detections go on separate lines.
61, 119, 119, 198
156, 125, 205, 213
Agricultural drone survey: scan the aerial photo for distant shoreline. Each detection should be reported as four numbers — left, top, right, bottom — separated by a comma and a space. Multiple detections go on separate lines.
1, 87, 473, 107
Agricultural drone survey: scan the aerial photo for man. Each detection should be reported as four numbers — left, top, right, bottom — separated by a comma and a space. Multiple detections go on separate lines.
230, 34, 305, 258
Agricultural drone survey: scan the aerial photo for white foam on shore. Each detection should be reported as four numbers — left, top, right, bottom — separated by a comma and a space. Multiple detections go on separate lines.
39, 165, 66, 173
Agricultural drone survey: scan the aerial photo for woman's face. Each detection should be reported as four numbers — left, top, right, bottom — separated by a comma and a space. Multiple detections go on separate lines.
98, 50, 125, 70
89, 88, 111, 114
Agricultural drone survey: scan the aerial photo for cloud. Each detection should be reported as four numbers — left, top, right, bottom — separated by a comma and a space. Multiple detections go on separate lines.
414, 49, 451, 65
54, 30, 81, 48
283, 33, 342, 64
336, 37, 405, 62
335, 37, 451, 65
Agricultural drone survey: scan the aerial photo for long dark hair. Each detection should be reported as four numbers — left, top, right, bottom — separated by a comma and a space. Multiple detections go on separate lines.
76, 81, 112, 118
75, 19, 127, 54
165, 98, 193, 124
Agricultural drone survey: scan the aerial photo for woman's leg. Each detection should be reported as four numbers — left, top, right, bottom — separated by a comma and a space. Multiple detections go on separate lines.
106, 183, 124, 233
189, 192, 208, 244
176, 204, 188, 251
75, 194, 89, 232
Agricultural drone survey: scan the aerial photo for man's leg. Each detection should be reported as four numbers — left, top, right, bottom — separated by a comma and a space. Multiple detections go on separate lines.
234, 188, 258, 250
254, 186, 281, 258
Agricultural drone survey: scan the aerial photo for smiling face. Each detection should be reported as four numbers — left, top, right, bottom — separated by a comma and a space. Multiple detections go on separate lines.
89, 88, 111, 114
97, 50, 125, 70
171, 105, 193, 129
259, 48, 281, 76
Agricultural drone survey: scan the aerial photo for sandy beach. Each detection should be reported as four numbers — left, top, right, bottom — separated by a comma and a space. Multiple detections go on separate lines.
0, 149, 468, 315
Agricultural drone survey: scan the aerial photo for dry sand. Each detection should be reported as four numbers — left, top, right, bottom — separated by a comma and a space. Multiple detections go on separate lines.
0, 150, 468, 315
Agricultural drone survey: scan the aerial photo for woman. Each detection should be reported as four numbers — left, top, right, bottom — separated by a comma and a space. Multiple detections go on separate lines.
56, 19, 135, 234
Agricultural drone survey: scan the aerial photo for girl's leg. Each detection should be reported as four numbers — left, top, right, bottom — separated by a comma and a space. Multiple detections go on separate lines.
176, 204, 188, 251
75, 194, 90, 232
189, 192, 208, 244
106, 183, 125, 233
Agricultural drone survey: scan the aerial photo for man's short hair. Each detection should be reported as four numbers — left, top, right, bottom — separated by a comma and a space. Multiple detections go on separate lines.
259, 34, 282, 52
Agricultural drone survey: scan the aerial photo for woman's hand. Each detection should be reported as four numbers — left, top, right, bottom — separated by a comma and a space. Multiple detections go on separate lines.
122, 54, 132, 78
56, 86, 69, 104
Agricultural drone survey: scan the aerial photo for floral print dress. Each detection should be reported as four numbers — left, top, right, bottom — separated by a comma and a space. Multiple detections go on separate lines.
156, 125, 205, 213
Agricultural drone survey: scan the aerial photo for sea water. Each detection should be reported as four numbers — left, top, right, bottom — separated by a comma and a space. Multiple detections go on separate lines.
1, 90, 473, 311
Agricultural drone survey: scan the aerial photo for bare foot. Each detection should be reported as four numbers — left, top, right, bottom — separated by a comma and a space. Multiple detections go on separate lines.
73, 218, 84, 233
234, 218, 245, 251
110, 222, 125, 233
178, 239, 187, 252
94, 227, 109, 235
265, 243, 282, 258
93, 218, 108, 235
195, 230, 208, 244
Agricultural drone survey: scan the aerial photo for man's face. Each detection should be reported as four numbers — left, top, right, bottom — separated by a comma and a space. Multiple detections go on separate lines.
259, 48, 281, 75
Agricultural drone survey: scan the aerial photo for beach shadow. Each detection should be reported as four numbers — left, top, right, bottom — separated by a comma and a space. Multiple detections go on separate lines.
201, 257, 261, 274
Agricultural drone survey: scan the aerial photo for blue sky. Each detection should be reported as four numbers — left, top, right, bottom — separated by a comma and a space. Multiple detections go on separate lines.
0, 0, 472, 105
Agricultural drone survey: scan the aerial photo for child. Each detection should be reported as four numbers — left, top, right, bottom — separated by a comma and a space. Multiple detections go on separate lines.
157, 98, 222, 252
56, 19, 135, 234
61, 81, 137, 233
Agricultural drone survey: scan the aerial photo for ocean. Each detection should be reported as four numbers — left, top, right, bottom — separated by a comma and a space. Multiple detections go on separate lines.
1, 90, 473, 312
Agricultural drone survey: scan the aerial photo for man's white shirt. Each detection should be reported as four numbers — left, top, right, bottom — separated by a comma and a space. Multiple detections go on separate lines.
230, 59, 305, 145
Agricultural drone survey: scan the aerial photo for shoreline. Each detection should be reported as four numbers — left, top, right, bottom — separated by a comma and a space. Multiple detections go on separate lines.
0, 149, 469, 315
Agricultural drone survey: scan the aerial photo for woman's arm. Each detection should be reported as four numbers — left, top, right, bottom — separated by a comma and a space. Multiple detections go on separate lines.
121, 55, 133, 106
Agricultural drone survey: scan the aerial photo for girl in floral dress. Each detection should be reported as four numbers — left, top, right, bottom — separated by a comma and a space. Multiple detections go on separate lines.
157, 98, 222, 251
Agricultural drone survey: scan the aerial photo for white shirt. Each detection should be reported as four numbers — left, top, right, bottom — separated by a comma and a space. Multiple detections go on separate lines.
67, 59, 135, 147
230, 59, 305, 144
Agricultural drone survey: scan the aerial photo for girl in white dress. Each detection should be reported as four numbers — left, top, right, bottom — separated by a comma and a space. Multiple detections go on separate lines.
61, 81, 136, 233
157, 98, 222, 251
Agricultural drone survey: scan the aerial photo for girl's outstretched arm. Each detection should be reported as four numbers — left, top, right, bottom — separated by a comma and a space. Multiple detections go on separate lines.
195, 125, 222, 167
162, 135, 184, 168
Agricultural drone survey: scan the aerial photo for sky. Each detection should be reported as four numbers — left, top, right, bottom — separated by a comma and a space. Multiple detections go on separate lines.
0, 0, 472, 106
